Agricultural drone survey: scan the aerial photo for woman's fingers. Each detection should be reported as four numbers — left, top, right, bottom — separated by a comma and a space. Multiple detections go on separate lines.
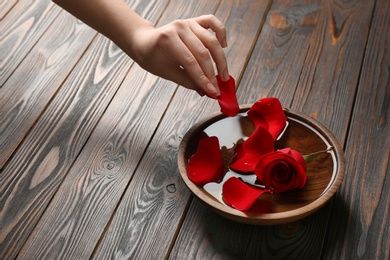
131, 14, 229, 97
178, 25, 220, 91
158, 21, 221, 96
189, 21, 229, 81
172, 15, 229, 95
154, 62, 207, 96
157, 30, 220, 96
195, 14, 227, 48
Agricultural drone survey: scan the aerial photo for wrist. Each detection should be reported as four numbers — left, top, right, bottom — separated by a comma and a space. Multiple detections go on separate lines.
121, 18, 155, 61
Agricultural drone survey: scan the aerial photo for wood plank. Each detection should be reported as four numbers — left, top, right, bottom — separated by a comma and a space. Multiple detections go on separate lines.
240, 0, 376, 258
0, 0, 18, 20
291, 0, 375, 142
0, 0, 61, 86
89, 0, 271, 259
243, 205, 332, 259
322, 0, 390, 258
90, 1, 224, 259
172, 199, 255, 259
0, 11, 96, 169
17, 64, 175, 260
172, 0, 328, 259
172, 0, 376, 258
19, 1, 224, 258
236, 0, 320, 106
0, 1, 168, 259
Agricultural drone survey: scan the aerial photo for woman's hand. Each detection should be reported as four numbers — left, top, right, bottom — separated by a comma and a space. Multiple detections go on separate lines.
127, 15, 230, 97
53, 0, 229, 96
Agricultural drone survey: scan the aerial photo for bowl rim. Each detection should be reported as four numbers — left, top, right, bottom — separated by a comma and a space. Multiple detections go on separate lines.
178, 105, 346, 225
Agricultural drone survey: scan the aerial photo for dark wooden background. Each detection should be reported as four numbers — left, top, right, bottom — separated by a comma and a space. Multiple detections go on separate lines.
1, 0, 389, 259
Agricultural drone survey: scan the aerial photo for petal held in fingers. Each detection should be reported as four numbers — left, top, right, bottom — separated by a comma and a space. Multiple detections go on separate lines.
215, 75, 239, 116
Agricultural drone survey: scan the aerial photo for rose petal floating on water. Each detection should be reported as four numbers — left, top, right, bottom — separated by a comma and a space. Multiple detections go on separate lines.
254, 148, 306, 192
230, 126, 274, 173
186, 136, 224, 186
203, 170, 263, 205
222, 177, 269, 211
247, 97, 287, 140
185, 97, 309, 213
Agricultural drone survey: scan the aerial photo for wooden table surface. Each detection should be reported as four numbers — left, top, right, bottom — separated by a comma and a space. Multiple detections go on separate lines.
1, 0, 389, 259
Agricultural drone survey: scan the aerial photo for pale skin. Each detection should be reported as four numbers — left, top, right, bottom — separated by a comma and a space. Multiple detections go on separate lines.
53, 0, 230, 97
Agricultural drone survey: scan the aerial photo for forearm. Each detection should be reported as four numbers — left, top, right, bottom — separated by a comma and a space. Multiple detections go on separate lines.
53, 0, 153, 58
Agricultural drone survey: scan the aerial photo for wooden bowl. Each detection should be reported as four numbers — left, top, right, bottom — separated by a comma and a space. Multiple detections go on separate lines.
178, 105, 346, 225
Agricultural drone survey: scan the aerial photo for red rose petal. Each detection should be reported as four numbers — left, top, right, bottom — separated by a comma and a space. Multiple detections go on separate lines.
222, 177, 269, 211
186, 136, 224, 186
247, 97, 287, 140
216, 75, 239, 117
279, 148, 306, 171
229, 143, 245, 168
230, 126, 274, 172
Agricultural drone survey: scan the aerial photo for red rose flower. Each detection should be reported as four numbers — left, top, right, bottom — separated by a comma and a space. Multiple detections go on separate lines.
254, 148, 306, 192
186, 136, 224, 186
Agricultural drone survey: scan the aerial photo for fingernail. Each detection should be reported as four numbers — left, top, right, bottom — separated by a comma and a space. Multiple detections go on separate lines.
223, 39, 228, 48
223, 70, 230, 81
207, 83, 220, 97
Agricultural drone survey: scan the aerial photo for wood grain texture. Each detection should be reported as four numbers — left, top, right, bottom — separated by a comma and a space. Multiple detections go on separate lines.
244, 204, 332, 259
0, 11, 96, 169
0, 0, 61, 86
0, 1, 168, 259
291, 0, 375, 142
174, 176, 333, 258
172, 198, 255, 259
236, 0, 321, 107
239, 0, 375, 258
0, 0, 18, 20
161, 0, 275, 258
0, 0, 387, 258
322, 0, 390, 258
18, 64, 175, 260
171, 0, 332, 258
0, 39, 129, 259
91, 1, 223, 259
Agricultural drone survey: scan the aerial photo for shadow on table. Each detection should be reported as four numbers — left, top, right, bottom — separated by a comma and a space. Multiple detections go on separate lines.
183, 192, 350, 260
